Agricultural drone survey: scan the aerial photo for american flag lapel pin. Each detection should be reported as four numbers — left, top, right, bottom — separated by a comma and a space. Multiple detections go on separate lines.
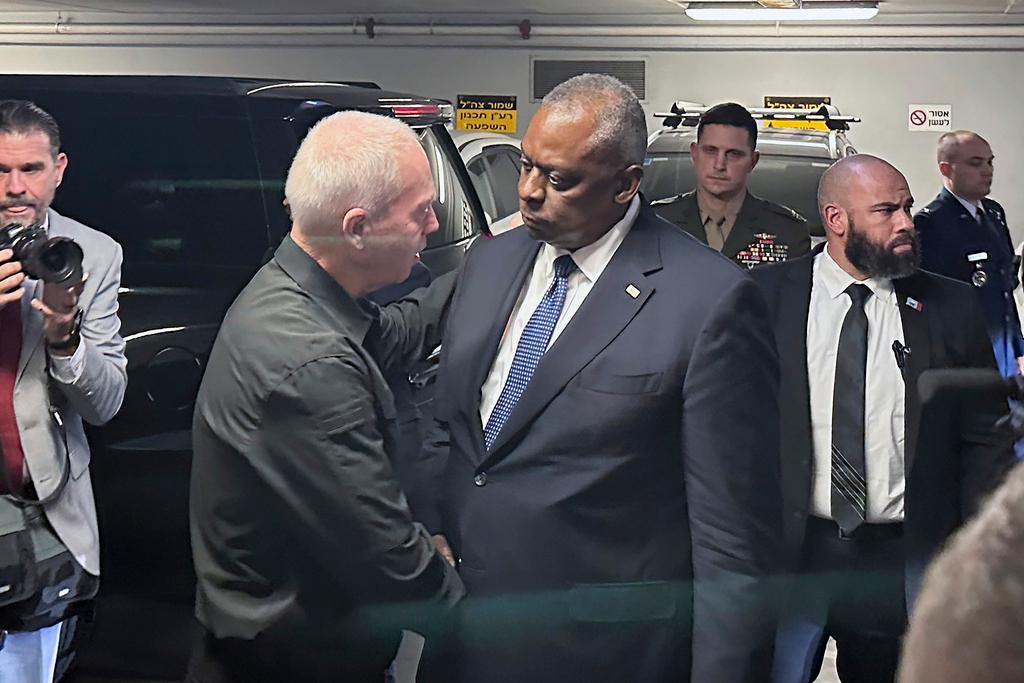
905, 297, 924, 312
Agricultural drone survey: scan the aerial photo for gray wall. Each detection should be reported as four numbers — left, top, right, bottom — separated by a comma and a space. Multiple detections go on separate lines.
6, 44, 1023, 240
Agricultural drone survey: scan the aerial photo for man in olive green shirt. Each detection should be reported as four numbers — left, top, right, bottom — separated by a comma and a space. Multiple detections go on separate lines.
653, 102, 810, 268
188, 111, 463, 682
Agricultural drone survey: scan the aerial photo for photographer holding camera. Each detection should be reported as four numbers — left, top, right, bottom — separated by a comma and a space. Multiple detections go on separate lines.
0, 100, 126, 682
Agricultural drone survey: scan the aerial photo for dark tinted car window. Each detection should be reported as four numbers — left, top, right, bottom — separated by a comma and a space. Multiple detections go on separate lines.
420, 128, 478, 249
643, 153, 830, 235
485, 148, 523, 219
467, 156, 498, 223
51, 106, 268, 285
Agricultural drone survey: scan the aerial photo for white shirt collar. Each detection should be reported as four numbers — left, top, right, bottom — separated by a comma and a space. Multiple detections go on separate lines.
951, 191, 983, 219
539, 194, 640, 283
818, 243, 897, 307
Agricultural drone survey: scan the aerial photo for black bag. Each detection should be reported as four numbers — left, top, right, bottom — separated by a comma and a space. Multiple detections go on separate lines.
0, 497, 38, 607
0, 406, 86, 630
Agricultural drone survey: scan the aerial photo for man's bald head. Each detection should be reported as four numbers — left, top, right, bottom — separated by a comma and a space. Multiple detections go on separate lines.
935, 130, 994, 201
817, 154, 907, 216
817, 154, 918, 280
937, 130, 988, 164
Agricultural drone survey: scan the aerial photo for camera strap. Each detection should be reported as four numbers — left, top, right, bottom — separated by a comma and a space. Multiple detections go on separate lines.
0, 406, 72, 507
0, 352, 73, 507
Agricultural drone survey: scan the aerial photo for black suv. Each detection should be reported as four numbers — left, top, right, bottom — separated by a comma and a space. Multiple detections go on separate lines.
0, 75, 487, 680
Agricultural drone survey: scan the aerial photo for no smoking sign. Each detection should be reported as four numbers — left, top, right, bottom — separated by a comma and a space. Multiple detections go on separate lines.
908, 104, 952, 131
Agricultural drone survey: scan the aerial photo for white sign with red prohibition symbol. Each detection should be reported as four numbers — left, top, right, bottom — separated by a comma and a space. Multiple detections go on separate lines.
908, 104, 952, 132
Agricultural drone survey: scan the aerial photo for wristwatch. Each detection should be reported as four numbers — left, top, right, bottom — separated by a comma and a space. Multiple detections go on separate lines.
48, 309, 83, 352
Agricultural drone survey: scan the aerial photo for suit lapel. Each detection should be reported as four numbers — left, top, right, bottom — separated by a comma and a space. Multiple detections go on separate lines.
459, 232, 540, 459
16, 276, 45, 384
481, 210, 663, 466
721, 192, 758, 258
778, 256, 814, 489
938, 188, 981, 232
894, 274, 931, 474
676, 192, 707, 244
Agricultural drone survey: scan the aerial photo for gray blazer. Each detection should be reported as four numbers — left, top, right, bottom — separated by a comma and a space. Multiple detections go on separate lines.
14, 208, 127, 575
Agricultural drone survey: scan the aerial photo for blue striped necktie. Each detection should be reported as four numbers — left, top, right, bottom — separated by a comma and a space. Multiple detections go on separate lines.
484, 254, 577, 450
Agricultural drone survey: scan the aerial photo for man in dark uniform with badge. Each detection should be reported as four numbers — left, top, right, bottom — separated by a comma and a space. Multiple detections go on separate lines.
652, 102, 810, 268
915, 130, 1024, 380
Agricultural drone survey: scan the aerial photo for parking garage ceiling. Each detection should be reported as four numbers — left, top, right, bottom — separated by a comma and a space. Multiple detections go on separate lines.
1, 0, 1021, 48
0, 0, 1021, 20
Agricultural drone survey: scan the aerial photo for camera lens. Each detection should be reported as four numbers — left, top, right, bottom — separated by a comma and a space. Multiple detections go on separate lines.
0, 223, 84, 286
30, 237, 85, 287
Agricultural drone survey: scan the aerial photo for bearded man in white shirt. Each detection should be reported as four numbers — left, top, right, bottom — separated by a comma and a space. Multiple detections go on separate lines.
752, 154, 1014, 683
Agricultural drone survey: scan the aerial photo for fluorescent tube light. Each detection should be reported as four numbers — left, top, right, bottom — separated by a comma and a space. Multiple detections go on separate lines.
685, 3, 879, 21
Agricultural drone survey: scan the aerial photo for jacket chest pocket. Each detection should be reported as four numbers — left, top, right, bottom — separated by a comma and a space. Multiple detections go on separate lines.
577, 363, 664, 395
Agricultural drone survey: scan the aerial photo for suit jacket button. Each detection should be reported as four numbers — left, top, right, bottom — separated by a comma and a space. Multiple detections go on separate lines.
473, 472, 488, 487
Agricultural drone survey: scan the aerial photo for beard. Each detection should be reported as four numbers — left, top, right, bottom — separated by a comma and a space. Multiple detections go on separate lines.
845, 218, 920, 280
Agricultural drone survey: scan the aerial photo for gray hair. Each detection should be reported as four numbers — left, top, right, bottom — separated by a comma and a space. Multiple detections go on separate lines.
900, 460, 1023, 683
284, 110, 420, 234
541, 73, 647, 167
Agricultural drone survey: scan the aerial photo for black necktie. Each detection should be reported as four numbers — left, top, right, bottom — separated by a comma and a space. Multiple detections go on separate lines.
831, 283, 871, 535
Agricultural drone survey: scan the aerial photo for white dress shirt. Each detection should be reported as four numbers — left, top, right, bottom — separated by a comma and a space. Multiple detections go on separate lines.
807, 245, 906, 522
951, 191, 983, 221
479, 195, 640, 426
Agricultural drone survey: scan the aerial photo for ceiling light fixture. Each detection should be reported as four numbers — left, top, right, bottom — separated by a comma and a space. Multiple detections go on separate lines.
684, 1, 879, 21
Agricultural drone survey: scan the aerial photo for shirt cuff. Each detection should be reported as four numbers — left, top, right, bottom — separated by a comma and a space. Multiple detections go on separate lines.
48, 341, 87, 384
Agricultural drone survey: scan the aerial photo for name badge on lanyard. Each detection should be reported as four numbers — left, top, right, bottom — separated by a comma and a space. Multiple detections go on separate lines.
967, 251, 989, 288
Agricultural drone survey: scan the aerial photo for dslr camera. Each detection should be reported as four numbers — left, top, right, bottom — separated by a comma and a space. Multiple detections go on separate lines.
0, 221, 84, 287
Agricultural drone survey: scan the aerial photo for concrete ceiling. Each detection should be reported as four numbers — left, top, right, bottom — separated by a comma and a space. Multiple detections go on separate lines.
0, 0, 1020, 17
1, 0, 1020, 49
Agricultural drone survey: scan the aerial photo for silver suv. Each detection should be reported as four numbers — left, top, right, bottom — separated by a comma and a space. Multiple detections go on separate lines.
642, 102, 859, 238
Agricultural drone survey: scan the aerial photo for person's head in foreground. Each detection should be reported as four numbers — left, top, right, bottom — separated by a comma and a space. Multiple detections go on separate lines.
899, 461, 1024, 683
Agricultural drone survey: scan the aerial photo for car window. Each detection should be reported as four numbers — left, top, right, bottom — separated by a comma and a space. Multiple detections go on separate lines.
484, 147, 522, 220
466, 156, 498, 224
48, 102, 269, 287
418, 128, 480, 249
643, 153, 830, 236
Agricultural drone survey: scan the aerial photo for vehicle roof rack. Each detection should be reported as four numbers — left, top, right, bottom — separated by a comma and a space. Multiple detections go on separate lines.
654, 102, 861, 132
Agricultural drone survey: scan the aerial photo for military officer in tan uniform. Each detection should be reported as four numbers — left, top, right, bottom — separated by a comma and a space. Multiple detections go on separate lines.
653, 102, 810, 268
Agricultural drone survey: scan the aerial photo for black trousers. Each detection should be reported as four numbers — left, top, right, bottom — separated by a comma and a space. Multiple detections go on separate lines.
783, 516, 906, 683
186, 626, 397, 683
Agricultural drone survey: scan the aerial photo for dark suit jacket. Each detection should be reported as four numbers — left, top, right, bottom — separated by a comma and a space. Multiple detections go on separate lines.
652, 190, 811, 269
425, 204, 784, 683
750, 251, 1014, 608
915, 188, 1024, 359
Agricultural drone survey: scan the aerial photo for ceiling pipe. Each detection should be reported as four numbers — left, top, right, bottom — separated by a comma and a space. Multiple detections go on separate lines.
3, 33, 1023, 50
0, 16, 1023, 50
3, 21, 1024, 37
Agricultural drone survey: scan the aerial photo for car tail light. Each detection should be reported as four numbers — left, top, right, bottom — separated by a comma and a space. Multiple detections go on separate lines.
389, 104, 442, 117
